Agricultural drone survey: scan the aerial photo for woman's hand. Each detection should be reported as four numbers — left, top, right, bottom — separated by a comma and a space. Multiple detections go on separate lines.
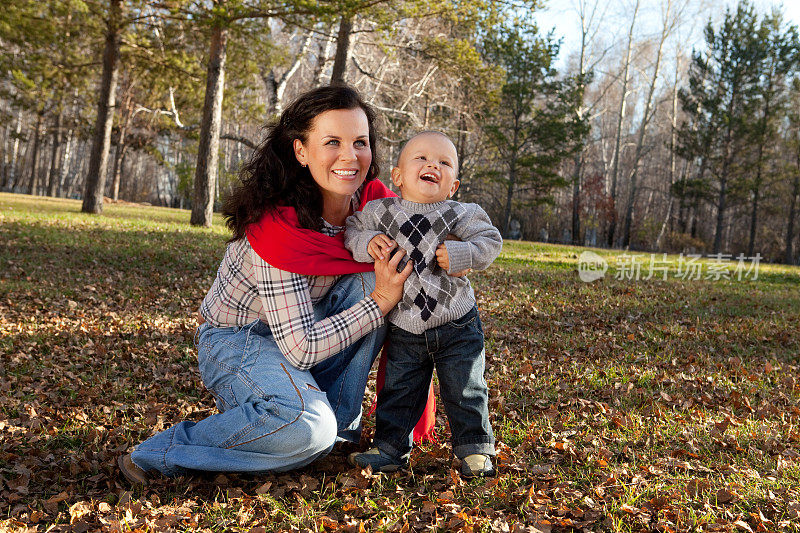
371, 247, 413, 315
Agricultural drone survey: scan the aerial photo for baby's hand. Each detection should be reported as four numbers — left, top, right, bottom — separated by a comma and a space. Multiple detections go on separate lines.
368, 234, 396, 261
435, 243, 450, 271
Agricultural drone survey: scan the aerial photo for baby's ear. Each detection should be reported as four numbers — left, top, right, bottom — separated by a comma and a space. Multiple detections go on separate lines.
449, 179, 460, 197
390, 167, 402, 187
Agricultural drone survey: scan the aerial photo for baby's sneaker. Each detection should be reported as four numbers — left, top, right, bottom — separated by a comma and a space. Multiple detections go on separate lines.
460, 454, 496, 478
348, 447, 407, 473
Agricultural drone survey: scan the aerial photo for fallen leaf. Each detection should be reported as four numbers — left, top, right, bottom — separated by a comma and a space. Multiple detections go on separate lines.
716, 488, 737, 504
69, 501, 92, 524
255, 481, 273, 495
686, 479, 711, 497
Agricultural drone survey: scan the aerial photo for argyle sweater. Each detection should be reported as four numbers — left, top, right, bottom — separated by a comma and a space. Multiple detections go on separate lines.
345, 197, 502, 334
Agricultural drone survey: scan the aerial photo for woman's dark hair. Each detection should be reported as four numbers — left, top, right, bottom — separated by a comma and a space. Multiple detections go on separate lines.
223, 85, 381, 241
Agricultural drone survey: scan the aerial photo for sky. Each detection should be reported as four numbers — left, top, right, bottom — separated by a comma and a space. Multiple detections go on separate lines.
532, 0, 800, 69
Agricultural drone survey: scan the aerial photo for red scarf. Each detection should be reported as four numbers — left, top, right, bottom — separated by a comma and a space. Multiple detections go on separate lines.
246, 178, 436, 443
247, 179, 392, 276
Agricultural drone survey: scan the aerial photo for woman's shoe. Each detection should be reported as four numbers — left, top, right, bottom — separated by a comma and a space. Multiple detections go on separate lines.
118, 453, 148, 485
460, 454, 496, 478
348, 447, 406, 473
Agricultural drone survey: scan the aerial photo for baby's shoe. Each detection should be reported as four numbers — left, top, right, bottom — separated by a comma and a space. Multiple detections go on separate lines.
460, 454, 496, 478
348, 447, 407, 473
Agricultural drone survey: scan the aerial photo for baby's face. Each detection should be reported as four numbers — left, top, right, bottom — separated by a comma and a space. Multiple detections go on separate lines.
391, 133, 460, 204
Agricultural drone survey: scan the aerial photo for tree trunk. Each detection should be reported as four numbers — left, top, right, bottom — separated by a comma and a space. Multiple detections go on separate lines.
27, 113, 44, 196
111, 108, 132, 201
330, 15, 353, 86
111, 142, 130, 201
713, 177, 727, 254
571, 0, 602, 245
47, 109, 63, 197
0, 123, 9, 189
571, 152, 582, 244
190, 22, 228, 227
82, 0, 122, 214
452, 110, 469, 202
747, 80, 773, 257
622, 0, 671, 248
656, 55, 682, 250
655, 198, 674, 250
8, 109, 23, 190
314, 29, 336, 86
57, 128, 75, 197
503, 159, 517, 237
607, 0, 639, 247
713, 91, 738, 255
265, 69, 279, 114
786, 154, 800, 264
687, 204, 696, 238
747, 182, 760, 257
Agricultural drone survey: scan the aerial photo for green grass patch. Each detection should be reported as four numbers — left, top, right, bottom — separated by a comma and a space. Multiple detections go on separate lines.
1, 192, 800, 532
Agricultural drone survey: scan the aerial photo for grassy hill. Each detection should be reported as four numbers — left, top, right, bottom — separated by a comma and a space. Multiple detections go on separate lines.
1, 192, 799, 532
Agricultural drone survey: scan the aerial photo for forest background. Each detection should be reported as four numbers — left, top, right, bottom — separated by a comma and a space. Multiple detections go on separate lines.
2, 0, 800, 263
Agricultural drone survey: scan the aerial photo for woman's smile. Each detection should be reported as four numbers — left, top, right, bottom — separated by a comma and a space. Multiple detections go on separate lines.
332, 169, 360, 179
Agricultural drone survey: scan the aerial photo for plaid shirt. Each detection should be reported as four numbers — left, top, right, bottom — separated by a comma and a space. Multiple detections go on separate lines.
199, 206, 383, 371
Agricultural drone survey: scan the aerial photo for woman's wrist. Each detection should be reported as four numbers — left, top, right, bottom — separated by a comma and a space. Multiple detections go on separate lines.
369, 292, 396, 316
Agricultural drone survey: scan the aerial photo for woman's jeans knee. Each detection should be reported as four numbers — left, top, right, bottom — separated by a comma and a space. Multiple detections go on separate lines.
131, 272, 384, 476
311, 271, 385, 442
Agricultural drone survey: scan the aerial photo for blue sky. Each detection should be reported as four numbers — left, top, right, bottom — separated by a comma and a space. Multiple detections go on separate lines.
533, 0, 800, 68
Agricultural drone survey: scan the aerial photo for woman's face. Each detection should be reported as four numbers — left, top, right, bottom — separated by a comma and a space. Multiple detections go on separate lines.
293, 107, 372, 203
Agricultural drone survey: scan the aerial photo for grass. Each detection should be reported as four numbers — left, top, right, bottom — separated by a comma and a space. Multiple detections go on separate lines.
1, 192, 800, 531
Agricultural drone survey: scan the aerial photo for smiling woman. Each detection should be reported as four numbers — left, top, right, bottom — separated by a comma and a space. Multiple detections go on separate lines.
118, 86, 414, 484
292, 108, 373, 227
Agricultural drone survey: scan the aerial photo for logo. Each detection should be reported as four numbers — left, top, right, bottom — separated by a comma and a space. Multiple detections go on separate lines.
578, 251, 608, 282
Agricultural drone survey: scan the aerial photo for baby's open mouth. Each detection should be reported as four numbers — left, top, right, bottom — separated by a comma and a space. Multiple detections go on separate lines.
420, 173, 439, 183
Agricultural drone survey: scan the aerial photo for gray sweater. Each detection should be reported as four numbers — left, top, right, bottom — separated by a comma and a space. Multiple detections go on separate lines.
345, 197, 503, 334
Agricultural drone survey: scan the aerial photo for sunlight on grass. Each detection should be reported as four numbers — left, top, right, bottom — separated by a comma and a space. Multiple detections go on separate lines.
1, 193, 800, 531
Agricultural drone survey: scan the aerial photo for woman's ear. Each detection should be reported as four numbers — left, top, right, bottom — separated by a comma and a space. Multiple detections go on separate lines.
293, 138, 306, 166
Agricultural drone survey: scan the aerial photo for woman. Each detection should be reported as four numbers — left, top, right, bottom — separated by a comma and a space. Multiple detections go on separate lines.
118, 85, 413, 484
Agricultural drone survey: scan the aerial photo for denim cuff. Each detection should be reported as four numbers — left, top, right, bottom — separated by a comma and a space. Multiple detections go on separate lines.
130, 426, 188, 477
453, 441, 495, 459
337, 427, 362, 444
372, 438, 411, 462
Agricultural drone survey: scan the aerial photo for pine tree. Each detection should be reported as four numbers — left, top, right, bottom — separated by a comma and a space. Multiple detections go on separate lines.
743, 12, 799, 256
675, 1, 763, 254
480, 18, 587, 237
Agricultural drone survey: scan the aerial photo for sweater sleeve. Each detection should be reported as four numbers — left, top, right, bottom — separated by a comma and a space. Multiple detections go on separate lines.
443, 203, 503, 274
344, 203, 383, 264
252, 248, 383, 370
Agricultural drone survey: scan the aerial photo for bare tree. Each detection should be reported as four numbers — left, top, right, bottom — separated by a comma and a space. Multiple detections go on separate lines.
621, 0, 685, 248
606, 0, 639, 247
569, 0, 611, 245
263, 30, 313, 115
82, 0, 123, 214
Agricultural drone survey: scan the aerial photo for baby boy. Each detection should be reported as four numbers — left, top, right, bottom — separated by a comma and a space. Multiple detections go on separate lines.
344, 131, 502, 477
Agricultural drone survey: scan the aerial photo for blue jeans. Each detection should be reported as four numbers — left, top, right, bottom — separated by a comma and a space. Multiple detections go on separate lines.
131, 272, 386, 476
374, 306, 494, 460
